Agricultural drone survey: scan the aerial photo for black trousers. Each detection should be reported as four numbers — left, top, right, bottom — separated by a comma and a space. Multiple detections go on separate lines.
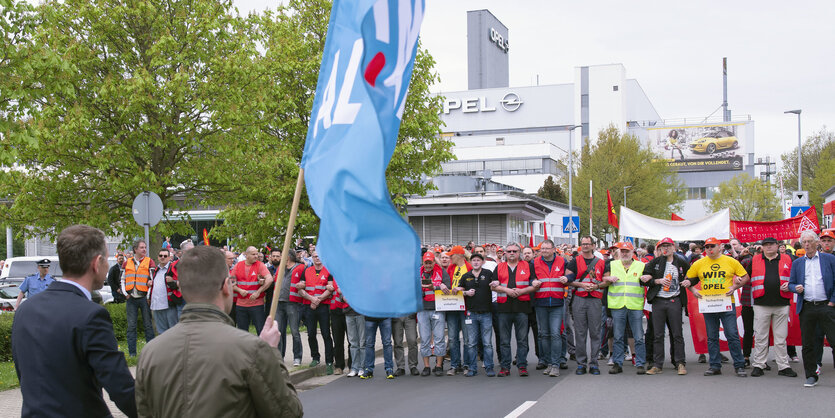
741, 306, 754, 358
330, 308, 348, 369
650, 298, 685, 367
799, 302, 835, 379
645, 309, 676, 365
529, 311, 540, 360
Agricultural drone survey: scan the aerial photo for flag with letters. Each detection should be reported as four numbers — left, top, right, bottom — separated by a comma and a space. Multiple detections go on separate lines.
301, 0, 425, 317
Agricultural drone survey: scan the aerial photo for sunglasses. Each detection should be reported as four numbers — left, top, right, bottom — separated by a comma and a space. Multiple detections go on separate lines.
158, 254, 169, 257
505, 250, 518, 253
704, 244, 717, 249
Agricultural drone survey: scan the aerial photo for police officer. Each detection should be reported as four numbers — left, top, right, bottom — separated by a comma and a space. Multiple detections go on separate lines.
16, 259, 55, 310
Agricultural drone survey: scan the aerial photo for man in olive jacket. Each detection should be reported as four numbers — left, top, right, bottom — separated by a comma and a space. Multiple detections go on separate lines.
136, 246, 302, 417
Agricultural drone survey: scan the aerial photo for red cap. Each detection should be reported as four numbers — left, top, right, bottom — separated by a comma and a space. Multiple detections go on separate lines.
422, 252, 436, 262
704, 237, 721, 246
616, 242, 634, 251
821, 230, 835, 240
446, 245, 466, 256
656, 237, 675, 248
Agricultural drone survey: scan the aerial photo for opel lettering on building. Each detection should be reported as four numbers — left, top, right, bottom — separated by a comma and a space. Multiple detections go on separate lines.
489, 27, 509, 53
443, 92, 523, 114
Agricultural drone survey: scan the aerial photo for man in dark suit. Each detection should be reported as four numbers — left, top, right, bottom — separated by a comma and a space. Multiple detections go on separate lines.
788, 229, 835, 388
12, 225, 137, 417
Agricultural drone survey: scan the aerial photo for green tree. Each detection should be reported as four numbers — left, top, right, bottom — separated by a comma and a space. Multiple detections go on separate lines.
537, 176, 567, 203
561, 125, 684, 241
706, 173, 782, 221
0, 0, 38, 166
780, 127, 835, 221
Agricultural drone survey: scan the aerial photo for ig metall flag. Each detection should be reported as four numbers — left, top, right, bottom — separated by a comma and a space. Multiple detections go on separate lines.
301, 0, 425, 317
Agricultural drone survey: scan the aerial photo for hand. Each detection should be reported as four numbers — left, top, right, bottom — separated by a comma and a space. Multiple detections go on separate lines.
259, 316, 281, 348
238, 288, 248, 297
249, 290, 261, 300
690, 288, 702, 299
439, 284, 450, 295
639, 274, 652, 283
660, 277, 671, 287
795, 285, 804, 293
583, 282, 595, 291
326, 284, 334, 292
311, 300, 319, 310
532, 280, 542, 288
733, 276, 743, 286
681, 280, 692, 288
465, 289, 476, 297
559, 276, 568, 284
490, 281, 499, 288
780, 282, 789, 292
508, 289, 519, 298
604, 276, 618, 283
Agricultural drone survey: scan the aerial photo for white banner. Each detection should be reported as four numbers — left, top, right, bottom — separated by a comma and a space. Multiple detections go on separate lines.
619, 207, 730, 240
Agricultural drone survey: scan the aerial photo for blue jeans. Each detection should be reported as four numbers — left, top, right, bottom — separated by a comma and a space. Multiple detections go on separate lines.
346, 314, 366, 373
612, 308, 646, 367
498, 312, 529, 370
175, 301, 184, 318
126, 295, 154, 356
276, 302, 303, 362
236, 304, 267, 335
446, 311, 469, 369
559, 303, 570, 364
417, 310, 446, 357
465, 312, 494, 371
535, 306, 564, 367
364, 318, 394, 374
152, 306, 179, 335
303, 304, 333, 363
704, 307, 745, 369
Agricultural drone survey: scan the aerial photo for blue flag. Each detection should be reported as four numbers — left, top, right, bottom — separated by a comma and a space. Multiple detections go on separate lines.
301, 0, 425, 317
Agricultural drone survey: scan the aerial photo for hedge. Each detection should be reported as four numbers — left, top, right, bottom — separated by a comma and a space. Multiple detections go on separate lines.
0, 304, 147, 362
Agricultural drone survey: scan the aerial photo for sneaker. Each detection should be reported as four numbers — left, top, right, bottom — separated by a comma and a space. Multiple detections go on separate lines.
386, 371, 395, 379
543, 366, 552, 375
549, 367, 560, 377
763, 363, 771, 371
575, 366, 587, 375
804, 377, 818, 387
559, 363, 568, 370
790, 356, 799, 363
721, 354, 729, 363
326, 364, 334, 375
361, 371, 373, 379
698, 354, 706, 363
598, 353, 606, 360
625, 354, 633, 361
735, 367, 747, 377
778, 368, 797, 377
347, 369, 357, 377
589, 367, 600, 375
744, 358, 751, 368
607, 357, 615, 366
518, 367, 529, 377
421, 367, 431, 376
334, 367, 343, 375
309, 359, 320, 367
816, 364, 821, 376
751, 367, 764, 377
636, 366, 646, 375
293, 359, 301, 367
609, 364, 623, 374
464, 370, 477, 377
704, 368, 722, 376
358, 370, 365, 378
486, 368, 496, 377
455, 366, 465, 375
393, 368, 404, 376
498, 368, 510, 377
677, 364, 687, 375
536, 363, 547, 370
433, 366, 444, 377
446, 368, 456, 376
569, 353, 576, 361
410, 367, 420, 376
646, 367, 663, 375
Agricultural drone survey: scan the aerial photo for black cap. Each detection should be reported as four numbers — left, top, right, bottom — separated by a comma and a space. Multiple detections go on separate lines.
761, 237, 778, 245
470, 253, 484, 261
36, 258, 51, 267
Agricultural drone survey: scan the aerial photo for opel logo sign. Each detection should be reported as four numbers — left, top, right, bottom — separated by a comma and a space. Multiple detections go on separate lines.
500, 92, 523, 112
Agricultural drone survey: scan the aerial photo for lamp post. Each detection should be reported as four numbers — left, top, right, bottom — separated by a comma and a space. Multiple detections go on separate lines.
784, 109, 802, 190
568, 125, 582, 246
623, 185, 632, 208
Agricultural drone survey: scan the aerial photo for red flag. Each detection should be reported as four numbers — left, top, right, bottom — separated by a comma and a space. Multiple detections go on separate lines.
202, 228, 210, 246
606, 190, 618, 229
729, 206, 821, 242
671, 213, 684, 221
529, 223, 534, 247
543, 222, 548, 240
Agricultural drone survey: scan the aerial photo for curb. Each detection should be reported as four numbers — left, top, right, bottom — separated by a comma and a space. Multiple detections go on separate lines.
289, 346, 384, 385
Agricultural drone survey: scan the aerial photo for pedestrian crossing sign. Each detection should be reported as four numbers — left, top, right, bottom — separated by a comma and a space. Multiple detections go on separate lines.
562, 216, 580, 233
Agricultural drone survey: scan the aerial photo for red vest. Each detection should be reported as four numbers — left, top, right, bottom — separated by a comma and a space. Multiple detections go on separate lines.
288, 264, 305, 303
533, 256, 566, 299
234, 261, 266, 301
496, 262, 531, 303
751, 253, 792, 300
330, 278, 348, 309
165, 259, 182, 301
303, 265, 331, 305
574, 256, 603, 299
420, 264, 444, 302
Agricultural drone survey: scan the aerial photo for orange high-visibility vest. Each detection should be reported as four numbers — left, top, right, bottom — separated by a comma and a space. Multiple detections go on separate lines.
125, 257, 152, 293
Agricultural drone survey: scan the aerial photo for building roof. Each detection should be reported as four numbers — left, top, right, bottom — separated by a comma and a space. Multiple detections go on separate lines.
822, 184, 835, 199
407, 191, 551, 220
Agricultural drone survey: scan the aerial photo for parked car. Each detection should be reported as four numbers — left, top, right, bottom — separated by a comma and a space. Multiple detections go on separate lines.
0, 284, 20, 313
1, 256, 104, 305
689, 131, 739, 154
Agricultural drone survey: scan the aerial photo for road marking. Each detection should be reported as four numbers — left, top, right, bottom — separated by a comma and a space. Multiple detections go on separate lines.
505, 401, 537, 418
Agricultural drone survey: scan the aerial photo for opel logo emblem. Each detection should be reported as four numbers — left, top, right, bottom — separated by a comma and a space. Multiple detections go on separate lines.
500, 92, 523, 112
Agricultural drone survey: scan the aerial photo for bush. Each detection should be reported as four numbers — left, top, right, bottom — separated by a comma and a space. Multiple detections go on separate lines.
0, 314, 13, 362
105, 303, 147, 342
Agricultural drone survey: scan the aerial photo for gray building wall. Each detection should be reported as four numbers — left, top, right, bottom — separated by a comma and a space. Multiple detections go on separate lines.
410, 214, 507, 246
467, 10, 509, 90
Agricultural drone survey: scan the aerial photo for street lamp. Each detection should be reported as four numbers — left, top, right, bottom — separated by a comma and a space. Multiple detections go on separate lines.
623, 185, 632, 208
567, 125, 582, 246
784, 109, 802, 190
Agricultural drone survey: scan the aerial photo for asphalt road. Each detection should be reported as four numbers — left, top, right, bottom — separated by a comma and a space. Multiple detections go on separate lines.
299, 318, 835, 418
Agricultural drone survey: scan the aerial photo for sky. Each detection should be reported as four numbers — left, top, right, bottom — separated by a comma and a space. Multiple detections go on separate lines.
234, 0, 835, 169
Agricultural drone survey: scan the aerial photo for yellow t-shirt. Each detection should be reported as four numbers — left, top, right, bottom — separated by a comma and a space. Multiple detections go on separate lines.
686, 255, 748, 303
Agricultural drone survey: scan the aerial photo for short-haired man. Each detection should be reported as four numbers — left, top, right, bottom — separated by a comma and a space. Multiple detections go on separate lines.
299, 251, 335, 373
107, 253, 127, 303
461, 253, 496, 376
149, 249, 178, 334
162, 239, 194, 319
13, 225, 137, 417
122, 239, 156, 357
603, 242, 646, 375
531, 239, 569, 377
231, 246, 274, 335
686, 237, 749, 377
788, 230, 835, 387
277, 249, 306, 367
16, 258, 55, 310
135, 246, 302, 416
418, 251, 451, 376
566, 236, 605, 375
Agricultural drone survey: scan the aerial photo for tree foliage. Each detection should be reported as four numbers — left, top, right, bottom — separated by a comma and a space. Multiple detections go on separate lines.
0, 0, 453, 251
779, 127, 835, 221
560, 125, 684, 241
706, 173, 782, 222
537, 175, 566, 203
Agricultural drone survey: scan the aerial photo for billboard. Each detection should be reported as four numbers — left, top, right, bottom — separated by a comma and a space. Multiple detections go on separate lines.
648, 122, 749, 172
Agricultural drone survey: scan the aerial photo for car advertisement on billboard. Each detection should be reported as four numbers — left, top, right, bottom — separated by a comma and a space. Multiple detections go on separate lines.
648, 122, 748, 172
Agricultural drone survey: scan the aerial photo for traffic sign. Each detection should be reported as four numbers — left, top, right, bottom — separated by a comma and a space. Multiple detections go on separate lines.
623, 236, 634, 245
562, 216, 580, 233
791, 191, 809, 207
132, 191, 163, 227
790, 206, 810, 218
